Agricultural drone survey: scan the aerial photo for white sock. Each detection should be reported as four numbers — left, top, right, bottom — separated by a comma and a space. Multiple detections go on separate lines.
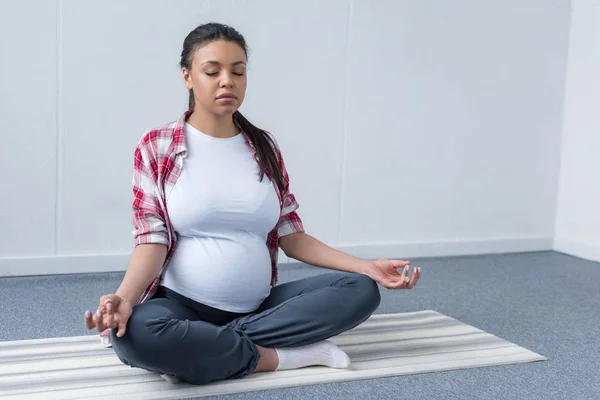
275, 340, 351, 370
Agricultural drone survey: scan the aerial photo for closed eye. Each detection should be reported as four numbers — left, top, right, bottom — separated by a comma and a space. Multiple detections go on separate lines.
205, 72, 245, 77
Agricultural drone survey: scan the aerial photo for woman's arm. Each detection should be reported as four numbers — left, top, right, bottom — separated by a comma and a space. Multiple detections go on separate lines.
279, 232, 420, 289
115, 243, 168, 304
279, 232, 370, 274
115, 137, 171, 304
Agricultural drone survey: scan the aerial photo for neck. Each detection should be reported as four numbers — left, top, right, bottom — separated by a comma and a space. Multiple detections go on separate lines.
186, 107, 240, 138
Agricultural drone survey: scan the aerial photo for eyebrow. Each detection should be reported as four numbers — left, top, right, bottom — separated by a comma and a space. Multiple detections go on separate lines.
201, 61, 247, 66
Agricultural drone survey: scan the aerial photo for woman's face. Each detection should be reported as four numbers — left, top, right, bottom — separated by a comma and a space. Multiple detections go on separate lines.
183, 40, 248, 116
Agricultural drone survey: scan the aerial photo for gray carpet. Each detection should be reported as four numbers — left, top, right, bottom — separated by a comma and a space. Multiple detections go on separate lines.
1, 251, 599, 400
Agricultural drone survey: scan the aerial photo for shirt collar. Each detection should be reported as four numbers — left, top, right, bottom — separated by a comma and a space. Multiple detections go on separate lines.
174, 110, 256, 156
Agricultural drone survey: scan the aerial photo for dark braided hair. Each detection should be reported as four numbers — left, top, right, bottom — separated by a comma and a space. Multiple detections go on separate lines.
180, 22, 285, 193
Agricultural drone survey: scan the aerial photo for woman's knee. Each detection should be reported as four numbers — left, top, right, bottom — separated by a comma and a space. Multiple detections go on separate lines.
350, 273, 381, 312
110, 303, 172, 367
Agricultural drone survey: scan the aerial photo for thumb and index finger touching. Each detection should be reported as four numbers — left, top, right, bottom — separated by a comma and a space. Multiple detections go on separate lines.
83, 294, 125, 333
100, 294, 130, 337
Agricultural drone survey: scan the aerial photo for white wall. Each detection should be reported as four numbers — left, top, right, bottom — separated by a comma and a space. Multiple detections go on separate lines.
554, 0, 600, 262
0, 0, 570, 276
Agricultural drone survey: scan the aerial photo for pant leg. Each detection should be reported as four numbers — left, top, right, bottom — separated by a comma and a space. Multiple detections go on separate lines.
226, 272, 381, 348
110, 297, 259, 385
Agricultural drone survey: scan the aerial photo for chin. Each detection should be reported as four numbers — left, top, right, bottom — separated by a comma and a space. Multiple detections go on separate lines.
213, 106, 239, 116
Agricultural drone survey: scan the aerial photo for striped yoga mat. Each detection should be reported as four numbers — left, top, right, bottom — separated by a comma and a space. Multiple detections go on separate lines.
0, 310, 546, 399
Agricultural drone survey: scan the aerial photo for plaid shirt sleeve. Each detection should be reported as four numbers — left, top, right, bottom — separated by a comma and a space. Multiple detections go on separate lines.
132, 140, 169, 246
274, 142, 305, 238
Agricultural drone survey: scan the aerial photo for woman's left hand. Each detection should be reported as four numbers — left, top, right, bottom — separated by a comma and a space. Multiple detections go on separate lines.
363, 259, 421, 290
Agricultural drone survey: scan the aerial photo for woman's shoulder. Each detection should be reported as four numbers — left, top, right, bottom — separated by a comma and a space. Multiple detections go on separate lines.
136, 114, 187, 157
138, 119, 180, 147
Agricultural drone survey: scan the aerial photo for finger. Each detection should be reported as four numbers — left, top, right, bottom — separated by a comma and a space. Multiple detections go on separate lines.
94, 309, 105, 332
98, 295, 113, 312
116, 321, 127, 337
389, 275, 410, 290
411, 267, 422, 288
395, 265, 410, 287
401, 276, 411, 289
400, 265, 409, 279
105, 300, 116, 329
84, 310, 95, 330
408, 267, 419, 288
391, 260, 411, 269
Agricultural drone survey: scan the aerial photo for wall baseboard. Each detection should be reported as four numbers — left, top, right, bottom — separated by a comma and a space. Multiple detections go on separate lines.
0, 236, 553, 277
553, 236, 600, 263
0, 253, 133, 277
287, 236, 554, 264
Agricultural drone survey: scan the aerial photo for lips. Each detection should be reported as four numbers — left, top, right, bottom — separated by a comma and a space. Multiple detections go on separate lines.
216, 93, 237, 100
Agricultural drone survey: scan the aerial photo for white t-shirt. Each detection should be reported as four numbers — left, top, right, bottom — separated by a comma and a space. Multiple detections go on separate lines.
161, 123, 281, 312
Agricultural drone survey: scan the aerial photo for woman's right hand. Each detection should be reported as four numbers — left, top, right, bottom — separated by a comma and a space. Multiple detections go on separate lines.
84, 294, 133, 338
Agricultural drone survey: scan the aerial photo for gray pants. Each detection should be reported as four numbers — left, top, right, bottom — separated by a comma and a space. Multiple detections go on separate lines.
110, 272, 381, 385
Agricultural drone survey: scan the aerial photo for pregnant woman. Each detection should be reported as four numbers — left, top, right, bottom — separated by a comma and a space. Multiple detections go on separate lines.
84, 22, 420, 385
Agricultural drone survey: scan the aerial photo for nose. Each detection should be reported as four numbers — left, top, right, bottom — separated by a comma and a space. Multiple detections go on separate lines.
219, 71, 235, 88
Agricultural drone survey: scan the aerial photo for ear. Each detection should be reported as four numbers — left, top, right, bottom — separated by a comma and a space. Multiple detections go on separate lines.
182, 68, 193, 90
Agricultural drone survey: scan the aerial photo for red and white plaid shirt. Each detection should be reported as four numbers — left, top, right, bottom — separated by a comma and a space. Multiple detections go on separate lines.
132, 110, 304, 303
